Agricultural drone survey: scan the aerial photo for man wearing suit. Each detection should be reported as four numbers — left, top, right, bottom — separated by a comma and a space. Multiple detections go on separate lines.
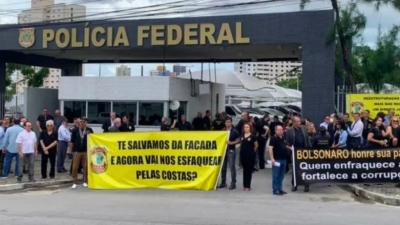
285, 116, 312, 192
102, 112, 116, 133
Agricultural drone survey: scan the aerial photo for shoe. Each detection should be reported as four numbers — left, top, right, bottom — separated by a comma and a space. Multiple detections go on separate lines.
273, 192, 283, 196
71, 184, 77, 189
279, 190, 287, 195
291, 186, 297, 192
29, 179, 36, 183
17, 179, 22, 183
83, 183, 88, 188
228, 185, 236, 190
217, 183, 227, 189
304, 186, 310, 192
253, 168, 259, 172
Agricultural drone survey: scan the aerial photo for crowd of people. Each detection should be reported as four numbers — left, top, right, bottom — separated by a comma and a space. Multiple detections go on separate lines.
1, 107, 398, 193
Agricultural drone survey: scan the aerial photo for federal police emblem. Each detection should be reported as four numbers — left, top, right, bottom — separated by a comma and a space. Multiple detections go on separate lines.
90, 146, 108, 174
19, 27, 35, 48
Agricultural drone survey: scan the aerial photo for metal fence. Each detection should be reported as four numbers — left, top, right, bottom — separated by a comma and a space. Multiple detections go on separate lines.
335, 84, 400, 114
0, 93, 25, 119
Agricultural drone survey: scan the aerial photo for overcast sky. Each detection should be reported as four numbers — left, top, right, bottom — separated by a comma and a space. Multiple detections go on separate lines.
0, 0, 398, 76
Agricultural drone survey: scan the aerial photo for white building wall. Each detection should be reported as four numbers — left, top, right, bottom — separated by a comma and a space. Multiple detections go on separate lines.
234, 61, 302, 85
169, 78, 226, 119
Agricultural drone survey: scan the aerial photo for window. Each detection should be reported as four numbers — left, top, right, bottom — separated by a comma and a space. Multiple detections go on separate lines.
113, 102, 137, 124
169, 102, 187, 123
87, 102, 111, 124
138, 102, 163, 126
64, 101, 86, 123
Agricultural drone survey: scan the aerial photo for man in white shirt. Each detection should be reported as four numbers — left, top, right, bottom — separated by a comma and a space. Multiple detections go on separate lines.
16, 122, 38, 183
346, 113, 364, 149
319, 115, 330, 129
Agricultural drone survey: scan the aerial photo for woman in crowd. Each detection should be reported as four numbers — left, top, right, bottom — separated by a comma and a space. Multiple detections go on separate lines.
283, 119, 292, 132
386, 116, 399, 147
331, 121, 348, 148
307, 122, 317, 144
367, 117, 388, 149
240, 123, 258, 191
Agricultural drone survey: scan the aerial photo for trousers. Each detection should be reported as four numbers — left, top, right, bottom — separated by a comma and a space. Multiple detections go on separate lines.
2, 151, 19, 177
240, 149, 254, 188
18, 153, 35, 181
72, 152, 87, 184
41, 152, 56, 178
220, 149, 236, 185
57, 141, 68, 172
272, 159, 287, 193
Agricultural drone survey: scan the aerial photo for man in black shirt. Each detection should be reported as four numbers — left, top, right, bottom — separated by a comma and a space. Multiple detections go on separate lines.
39, 120, 58, 179
192, 112, 204, 130
361, 110, 373, 147
269, 116, 283, 136
70, 117, 94, 189
211, 113, 225, 130
36, 108, 54, 132
120, 115, 135, 132
235, 111, 249, 136
177, 115, 192, 131
269, 125, 290, 195
217, 117, 240, 190
203, 110, 212, 130
256, 114, 270, 169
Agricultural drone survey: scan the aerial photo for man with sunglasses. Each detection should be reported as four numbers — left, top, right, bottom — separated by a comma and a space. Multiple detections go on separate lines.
39, 120, 58, 179
16, 122, 38, 183
70, 118, 93, 189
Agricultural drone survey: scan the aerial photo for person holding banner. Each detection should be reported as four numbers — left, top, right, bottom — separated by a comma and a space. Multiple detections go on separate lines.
240, 123, 258, 191
286, 116, 312, 192
346, 113, 364, 149
217, 117, 240, 190
386, 116, 399, 147
269, 125, 290, 195
70, 118, 94, 189
160, 117, 177, 131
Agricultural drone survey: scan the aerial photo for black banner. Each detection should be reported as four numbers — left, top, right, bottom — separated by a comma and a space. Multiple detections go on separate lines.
293, 148, 400, 186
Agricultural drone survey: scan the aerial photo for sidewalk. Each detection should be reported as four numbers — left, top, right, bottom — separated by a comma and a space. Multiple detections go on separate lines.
0, 157, 73, 191
346, 183, 400, 206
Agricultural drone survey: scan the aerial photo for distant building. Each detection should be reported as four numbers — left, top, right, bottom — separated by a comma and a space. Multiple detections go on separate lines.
150, 65, 171, 76
16, 0, 86, 93
116, 65, 131, 77
173, 65, 187, 75
234, 61, 302, 85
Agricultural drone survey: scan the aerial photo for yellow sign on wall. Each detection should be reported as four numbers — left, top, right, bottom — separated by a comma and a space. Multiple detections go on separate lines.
346, 94, 400, 119
87, 132, 228, 191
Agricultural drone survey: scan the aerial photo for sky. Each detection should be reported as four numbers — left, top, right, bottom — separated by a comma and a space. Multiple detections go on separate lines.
0, 0, 399, 76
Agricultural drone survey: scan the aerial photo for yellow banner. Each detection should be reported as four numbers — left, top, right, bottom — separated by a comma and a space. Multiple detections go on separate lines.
346, 94, 400, 119
87, 131, 228, 191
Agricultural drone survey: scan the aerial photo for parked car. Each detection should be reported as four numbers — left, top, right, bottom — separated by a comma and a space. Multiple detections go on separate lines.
282, 104, 302, 113
237, 107, 264, 119
225, 105, 242, 125
258, 108, 284, 121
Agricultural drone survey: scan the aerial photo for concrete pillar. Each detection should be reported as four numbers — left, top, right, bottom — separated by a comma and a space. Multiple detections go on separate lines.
62, 62, 83, 76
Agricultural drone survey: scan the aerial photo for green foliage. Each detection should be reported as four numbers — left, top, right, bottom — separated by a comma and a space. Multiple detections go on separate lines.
361, 0, 400, 11
5, 63, 50, 101
276, 74, 302, 91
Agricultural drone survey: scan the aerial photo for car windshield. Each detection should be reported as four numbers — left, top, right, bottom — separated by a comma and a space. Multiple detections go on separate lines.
238, 106, 264, 115
262, 108, 284, 116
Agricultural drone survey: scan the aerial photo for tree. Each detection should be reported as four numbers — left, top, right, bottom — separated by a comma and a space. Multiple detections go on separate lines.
356, 25, 400, 92
5, 64, 50, 100
326, 3, 367, 85
276, 73, 302, 91
300, 0, 359, 88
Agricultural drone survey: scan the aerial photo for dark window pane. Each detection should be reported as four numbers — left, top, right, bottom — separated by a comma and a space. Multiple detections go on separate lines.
63, 101, 86, 123
88, 102, 111, 124
113, 102, 137, 124
138, 102, 163, 126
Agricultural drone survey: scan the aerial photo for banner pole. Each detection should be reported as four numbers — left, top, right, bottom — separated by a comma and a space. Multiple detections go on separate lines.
292, 146, 297, 187
214, 132, 228, 190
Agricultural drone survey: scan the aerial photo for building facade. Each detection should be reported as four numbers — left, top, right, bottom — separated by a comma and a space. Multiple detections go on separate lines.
173, 65, 187, 75
16, 0, 86, 94
116, 65, 131, 77
234, 61, 302, 85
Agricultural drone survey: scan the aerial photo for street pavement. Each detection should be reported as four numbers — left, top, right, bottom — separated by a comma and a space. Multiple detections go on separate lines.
0, 167, 398, 225
0, 158, 72, 185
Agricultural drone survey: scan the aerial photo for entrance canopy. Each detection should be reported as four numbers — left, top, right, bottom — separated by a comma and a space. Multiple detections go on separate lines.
0, 9, 335, 123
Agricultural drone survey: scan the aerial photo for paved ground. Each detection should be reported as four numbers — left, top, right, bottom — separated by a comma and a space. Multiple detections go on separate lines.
0, 167, 398, 225
0, 158, 72, 185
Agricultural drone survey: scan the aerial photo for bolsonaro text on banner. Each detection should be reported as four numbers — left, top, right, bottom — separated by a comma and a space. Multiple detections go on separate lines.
87, 131, 228, 191
293, 148, 400, 186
